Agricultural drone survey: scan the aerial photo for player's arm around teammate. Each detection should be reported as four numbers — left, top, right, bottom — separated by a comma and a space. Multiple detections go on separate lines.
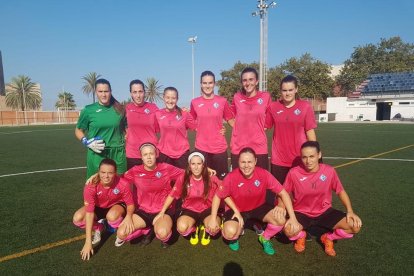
282, 141, 362, 256
72, 159, 134, 260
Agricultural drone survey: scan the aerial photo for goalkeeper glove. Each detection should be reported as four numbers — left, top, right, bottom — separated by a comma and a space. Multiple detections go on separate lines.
81, 136, 105, 153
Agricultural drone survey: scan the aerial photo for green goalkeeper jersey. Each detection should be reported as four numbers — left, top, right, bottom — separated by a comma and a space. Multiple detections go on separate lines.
77, 102, 126, 148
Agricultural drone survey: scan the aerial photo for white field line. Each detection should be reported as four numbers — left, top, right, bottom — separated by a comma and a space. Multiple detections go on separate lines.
1, 156, 413, 179
0, 166, 86, 178
0, 129, 72, 135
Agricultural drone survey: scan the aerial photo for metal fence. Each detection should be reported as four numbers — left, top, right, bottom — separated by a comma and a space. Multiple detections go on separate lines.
0, 110, 80, 126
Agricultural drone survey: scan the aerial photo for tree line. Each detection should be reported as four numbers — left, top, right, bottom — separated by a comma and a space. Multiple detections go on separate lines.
4, 36, 414, 111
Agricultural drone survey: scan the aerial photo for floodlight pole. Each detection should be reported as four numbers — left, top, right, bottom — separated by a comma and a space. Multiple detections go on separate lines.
188, 36, 197, 99
252, 0, 276, 92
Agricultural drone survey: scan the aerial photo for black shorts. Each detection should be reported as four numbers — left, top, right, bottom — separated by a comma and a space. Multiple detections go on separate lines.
127, 157, 143, 170
231, 153, 269, 171
135, 208, 175, 227
295, 208, 346, 231
95, 203, 126, 220
195, 148, 229, 180
270, 164, 291, 185
158, 151, 190, 169
223, 203, 273, 223
178, 208, 212, 225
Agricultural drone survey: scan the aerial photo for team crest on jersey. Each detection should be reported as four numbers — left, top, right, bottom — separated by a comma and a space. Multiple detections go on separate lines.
213, 102, 219, 109
254, 180, 261, 187
257, 98, 263, 105
319, 174, 327, 181
155, 171, 162, 178
176, 115, 182, 120
294, 108, 301, 115
144, 108, 150, 114
113, 188, 120, 195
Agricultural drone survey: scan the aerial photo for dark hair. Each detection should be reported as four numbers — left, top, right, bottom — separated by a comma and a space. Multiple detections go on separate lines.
280, 75, 298, 89
181, 153, 210, 200
139, 142, 157, 153
163, 86, 182, 117
241, 67, 258, 81
99, 158, 117, 170
129, 79, 145, 93
95, 78, 125, 116
301, 141, 320, 152
239, 147, 257, 159
200, 70, 215, 82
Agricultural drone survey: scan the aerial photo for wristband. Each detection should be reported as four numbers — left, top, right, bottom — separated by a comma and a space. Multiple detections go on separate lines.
81, 137, 88, 145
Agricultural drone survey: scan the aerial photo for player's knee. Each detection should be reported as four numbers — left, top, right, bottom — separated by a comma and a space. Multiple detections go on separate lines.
117, 227, 128, 239
176, 221, 189, 234
72, 211, 83, 223
351, 225, 361, 234
155, 227, 170, 240
106, 211, 121, 222
222, 224, 239, 240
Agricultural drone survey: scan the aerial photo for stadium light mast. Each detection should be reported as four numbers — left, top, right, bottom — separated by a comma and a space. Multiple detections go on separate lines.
188, 36, 197, 99
252, 0, 277, 92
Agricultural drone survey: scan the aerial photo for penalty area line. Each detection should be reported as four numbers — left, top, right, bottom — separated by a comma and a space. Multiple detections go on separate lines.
0, 235, 85, 263
0, 167, 86, 178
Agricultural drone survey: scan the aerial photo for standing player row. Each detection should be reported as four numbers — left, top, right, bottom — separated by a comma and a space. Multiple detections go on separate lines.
75, 68, 317, 184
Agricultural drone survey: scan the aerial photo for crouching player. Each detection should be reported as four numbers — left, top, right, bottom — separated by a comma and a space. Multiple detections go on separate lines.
154, 151, 222, 246
73, 159, 135, 261
282, 141, 362, 256
115, 143, 184, 248
207, 147, 300, 255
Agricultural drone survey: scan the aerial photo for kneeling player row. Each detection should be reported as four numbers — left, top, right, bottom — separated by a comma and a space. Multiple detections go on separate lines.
73, 142, 362, 261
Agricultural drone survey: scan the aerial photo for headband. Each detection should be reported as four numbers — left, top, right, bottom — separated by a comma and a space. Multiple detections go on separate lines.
139, 142, 157, 152
188, 152, 205, 163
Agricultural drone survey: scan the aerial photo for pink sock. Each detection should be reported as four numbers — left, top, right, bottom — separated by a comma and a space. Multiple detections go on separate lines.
289, 230, 306, 241
73, 220, 103, 231
124, 229, 145, 242
205, 227, 218, 237
73, 221, 85, 229
157, 231, 172, 243
263, 224, 284, 240
108, 217, 123, 229
327, 229, 353, 241
180, 226, 196, 237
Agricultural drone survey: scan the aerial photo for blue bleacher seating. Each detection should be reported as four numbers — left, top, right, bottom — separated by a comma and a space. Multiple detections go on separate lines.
362, 72, 414, 95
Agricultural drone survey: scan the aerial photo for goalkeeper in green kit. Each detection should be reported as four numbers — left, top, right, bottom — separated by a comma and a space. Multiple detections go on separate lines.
75, 79, 127, 178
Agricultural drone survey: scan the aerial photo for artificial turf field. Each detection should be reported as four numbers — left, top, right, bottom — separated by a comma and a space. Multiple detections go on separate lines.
0, 123, 413, 275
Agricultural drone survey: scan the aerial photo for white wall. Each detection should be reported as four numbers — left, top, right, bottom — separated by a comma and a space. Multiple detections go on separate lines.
390, 101, 414, 119
327, 97, 376, 121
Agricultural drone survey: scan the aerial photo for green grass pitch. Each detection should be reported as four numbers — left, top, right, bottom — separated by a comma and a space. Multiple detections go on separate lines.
0, 123, 413, 275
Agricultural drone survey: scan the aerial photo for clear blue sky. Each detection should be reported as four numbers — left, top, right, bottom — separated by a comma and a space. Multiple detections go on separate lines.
1, 0, 413, 110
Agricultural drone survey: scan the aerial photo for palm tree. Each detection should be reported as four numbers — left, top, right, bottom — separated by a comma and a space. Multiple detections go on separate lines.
145, 77, 163, 103
55, 91, 76, 110
5, 75, 42, 111
81, 72, 101, 103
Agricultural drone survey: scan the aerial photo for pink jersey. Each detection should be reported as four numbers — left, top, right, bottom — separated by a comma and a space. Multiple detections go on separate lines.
284, 164, 344, 217
83, 176, 134, 213
125, 102, 159, 158
266, 99, 317, 167
190, 95, 234, 153
230, 91, 271, 155
217, 167, 283, 212
122, 163, 184, 213
155, 108, 197, 158
170, 174, 221, 213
